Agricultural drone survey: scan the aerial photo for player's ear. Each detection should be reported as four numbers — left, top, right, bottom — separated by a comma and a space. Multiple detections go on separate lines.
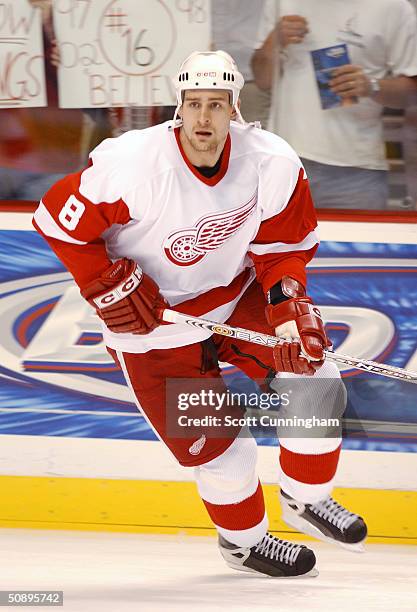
177, 92, 183, 119
231, 99, 240, 120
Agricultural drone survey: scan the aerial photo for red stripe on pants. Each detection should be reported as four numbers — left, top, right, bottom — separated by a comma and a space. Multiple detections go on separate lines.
203, 481, 265, 530
280, 444, 341, 485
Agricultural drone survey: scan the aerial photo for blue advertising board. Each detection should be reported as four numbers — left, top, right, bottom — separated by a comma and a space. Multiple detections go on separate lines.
0, 227, 416, 451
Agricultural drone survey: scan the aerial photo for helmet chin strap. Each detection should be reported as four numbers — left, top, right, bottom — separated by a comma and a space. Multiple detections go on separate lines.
233, 104, 246, 125
233, 104, 262, 128
170, 104, 183, 128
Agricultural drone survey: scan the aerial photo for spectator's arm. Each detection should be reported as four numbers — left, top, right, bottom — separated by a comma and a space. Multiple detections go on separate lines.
252, 14, 309, 91
251, 25, 279, 91
372, 75, 417, 109
376, 0, 417, 108
330, 66, 417, 109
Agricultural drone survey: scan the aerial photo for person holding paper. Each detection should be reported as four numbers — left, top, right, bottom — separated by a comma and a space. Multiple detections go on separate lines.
252, 0, 417, 209
0, 1, 86, 200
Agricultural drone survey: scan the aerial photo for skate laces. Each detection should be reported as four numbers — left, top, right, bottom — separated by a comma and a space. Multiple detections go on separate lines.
255, 533, 303, 565
310, 496, 358, 532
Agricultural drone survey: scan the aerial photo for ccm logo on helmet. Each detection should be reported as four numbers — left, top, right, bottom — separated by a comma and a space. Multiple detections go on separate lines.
93, 268, 143, 308
196, 71, 216, 77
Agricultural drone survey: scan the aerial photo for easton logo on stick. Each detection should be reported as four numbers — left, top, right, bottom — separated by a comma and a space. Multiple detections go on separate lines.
212, 325, 234, 336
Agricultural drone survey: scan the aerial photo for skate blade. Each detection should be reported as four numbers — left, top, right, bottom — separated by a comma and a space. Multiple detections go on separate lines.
225, 561, 319, 578
282, 510, 366, 553
340, 541, 365, 553
304, 567, 320, 578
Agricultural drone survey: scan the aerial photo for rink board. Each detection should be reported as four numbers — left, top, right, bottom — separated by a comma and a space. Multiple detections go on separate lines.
0, 208, 416, 542
0, 439, 416, 543
0, 212, 416, 449
1, 475, 416, 545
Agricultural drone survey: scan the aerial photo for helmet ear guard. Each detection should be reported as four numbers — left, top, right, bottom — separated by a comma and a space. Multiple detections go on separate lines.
171, 50, 246, 126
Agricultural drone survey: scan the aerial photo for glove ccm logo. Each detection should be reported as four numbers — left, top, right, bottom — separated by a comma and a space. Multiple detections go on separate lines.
99, 293, 118, 306
121, 276, 141, 294
93, 268, 143, 309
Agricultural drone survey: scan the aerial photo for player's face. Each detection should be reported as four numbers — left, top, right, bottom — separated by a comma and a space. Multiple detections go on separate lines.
180, 90, 234, 160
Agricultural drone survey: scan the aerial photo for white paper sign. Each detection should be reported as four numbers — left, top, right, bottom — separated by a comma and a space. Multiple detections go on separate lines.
0, 0, 47, 108
54, 0, 211, 108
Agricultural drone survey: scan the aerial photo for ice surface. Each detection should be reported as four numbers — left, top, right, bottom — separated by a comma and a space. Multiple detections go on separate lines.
1, 529, 416, 612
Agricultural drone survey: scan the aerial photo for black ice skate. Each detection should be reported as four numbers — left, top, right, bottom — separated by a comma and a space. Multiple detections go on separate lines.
218, 532, 318, 577
280, 490, 367, 552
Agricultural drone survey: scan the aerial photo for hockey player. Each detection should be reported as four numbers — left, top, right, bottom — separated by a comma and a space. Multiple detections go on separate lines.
33, 50, 367, 578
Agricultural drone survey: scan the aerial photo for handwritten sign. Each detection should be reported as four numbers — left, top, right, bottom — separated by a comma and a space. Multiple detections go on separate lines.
0, 0, 47, 107
54, 0, 211, 108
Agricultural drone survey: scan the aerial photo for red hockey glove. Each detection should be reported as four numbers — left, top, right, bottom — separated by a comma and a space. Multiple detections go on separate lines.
265, 277, 331, 375
81, 258, 168, 334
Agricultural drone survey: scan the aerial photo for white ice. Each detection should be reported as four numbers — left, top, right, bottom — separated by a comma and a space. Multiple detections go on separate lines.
0, 529, 416, 612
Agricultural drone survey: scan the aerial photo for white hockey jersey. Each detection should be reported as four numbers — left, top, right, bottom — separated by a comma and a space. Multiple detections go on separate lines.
33, 121, 319, 352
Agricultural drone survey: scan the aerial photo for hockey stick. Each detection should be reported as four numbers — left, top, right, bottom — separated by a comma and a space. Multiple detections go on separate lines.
159, 308, 417, 384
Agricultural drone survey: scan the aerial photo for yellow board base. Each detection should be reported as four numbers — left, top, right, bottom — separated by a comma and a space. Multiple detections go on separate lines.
1, 476, 416, 545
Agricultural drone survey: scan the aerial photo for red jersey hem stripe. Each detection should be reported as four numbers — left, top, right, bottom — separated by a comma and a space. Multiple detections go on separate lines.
171, 268, 252, 317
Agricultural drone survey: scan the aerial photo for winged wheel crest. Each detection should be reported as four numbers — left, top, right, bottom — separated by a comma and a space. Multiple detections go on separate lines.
164, 192, 257, 266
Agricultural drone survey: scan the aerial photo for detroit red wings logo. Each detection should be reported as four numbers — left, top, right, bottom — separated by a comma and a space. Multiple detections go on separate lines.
164, 192, 257, 266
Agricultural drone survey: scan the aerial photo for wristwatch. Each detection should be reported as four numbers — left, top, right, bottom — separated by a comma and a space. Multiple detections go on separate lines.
369, 77, 381, 95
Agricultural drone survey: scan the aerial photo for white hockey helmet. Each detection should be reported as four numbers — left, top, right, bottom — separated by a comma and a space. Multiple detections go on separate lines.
172, 50, 245, 124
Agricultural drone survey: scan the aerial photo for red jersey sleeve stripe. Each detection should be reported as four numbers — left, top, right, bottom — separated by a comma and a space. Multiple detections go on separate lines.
40, 166, 131, 244
253, 168, 317, 245
33, 219, 112, 288
249, 245, 319, 292
33, 202, 87, 245
249, 229, 319, 256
